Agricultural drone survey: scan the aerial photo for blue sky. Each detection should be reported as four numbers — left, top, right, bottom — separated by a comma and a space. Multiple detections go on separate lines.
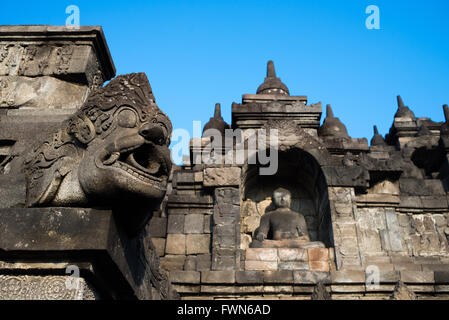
2, 1, 448, 158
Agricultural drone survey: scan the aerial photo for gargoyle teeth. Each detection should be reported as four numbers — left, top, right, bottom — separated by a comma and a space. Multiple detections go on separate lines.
103, 152, 120, 165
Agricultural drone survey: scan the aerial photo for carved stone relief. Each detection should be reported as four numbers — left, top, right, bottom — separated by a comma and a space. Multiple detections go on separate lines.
0, 275, 96, 300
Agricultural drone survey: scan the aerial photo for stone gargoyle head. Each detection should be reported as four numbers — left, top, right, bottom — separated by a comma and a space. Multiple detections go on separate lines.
24, 73, 172, 232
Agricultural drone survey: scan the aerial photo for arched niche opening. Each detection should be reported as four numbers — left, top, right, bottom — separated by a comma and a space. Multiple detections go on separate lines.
241, 148, 333, 248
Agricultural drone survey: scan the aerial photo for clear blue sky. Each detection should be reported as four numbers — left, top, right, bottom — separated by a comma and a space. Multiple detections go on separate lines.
2, 1, 448, 155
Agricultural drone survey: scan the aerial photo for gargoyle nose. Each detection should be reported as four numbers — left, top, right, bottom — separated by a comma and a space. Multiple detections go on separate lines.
139, 123, 166, 145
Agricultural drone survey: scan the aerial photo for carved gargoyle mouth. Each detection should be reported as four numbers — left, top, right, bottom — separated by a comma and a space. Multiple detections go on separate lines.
98, 140, 170, 187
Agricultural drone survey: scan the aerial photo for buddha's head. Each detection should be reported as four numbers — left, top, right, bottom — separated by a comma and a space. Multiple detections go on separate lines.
272, 187, 291, 209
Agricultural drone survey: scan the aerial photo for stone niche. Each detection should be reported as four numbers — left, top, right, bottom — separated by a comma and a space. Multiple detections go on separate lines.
241, 148, 333, 250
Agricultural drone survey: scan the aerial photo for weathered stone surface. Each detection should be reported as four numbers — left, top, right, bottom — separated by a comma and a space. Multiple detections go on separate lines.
293, 271, 331, 284
160, 255, 186, 271
390, 281, 417, 300
203, 167, 241, 186
148, 217, 167, 238
0, 275, 97, 300
184, 214, 204, 234
311, 282, 331, 300
212, 248, 239, 270
172, 284, 200, 294
186, 234, 210, 254
165, 234, 186, 255
307, 248, 329, 261
0, 26, 115, 83
151, 238, 166, 257
235, 271, 264, 284
196, 254, 212, 271
309, 261, 330, 272
331, 271, 365, 283
0, 76, 88, 110
169, 271, 200, 284
434, 271, 449, 284
167, 215, 185, 234
245, 261, 278, 271
201, 270, 235, 284
279, 261, 309, 270
278, 248, 308, 261
203, 215, 212, 233
246, 248, 278, 261
183, 256, 196, 271
263, 270, 294, 283
0, 208, 178, 300
400, 271, 434, 283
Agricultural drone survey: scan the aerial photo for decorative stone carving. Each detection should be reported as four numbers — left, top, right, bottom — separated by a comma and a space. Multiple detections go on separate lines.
55, 45, 74, 74
0, 44, 10, 63
0, 77, 14, 107
18, 45, 38, 75
0, 275, 96, 300
23, 72, 172, 231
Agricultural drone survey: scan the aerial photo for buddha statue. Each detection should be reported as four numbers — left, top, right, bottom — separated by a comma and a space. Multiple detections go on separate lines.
254, 187, 310, 242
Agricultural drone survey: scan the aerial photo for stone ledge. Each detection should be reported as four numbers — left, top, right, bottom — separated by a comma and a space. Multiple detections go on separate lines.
331, 271, 365, 283
235, 271, 264, 284
355, 194, 400, 206
0, 25, 115, 81
201, 270, 235, 284
433, 271, 449, 284
169, 271, 201, 284
263, 271, 294, 284
293, 271, 331, 284
400, 271, 435, 283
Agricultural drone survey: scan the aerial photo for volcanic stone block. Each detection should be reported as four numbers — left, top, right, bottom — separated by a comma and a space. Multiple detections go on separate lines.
212, 248, 239, 270
196, 254, 212, 271
0, 208, 176, 299
184, 214, 204, 234
278, 248, 308, 262
393, 263, 422, 271
434, 272, 449, 284
151, 238, 166, 257
147, 217, 167, 238
0, 174, 26, 208
263, 270, 294, 284
246, 248, 278, 261
213, 224, 237, 249
309, 261, 329, 272
167, 215, 184, 234
201, 270, 235, 284
308, 248, 329, 261
400, 271, 434, 283
245, 261, 278, 271
203, 215, 212, 233
331, 271, 365, 283
165, 234, 186, 255
293, 271, 331, 284
169, 271, 200, 284
422, 264, 449, 272
172, 285, 200, 294
201, 285, 236, 294
183, 256, 197, 271
279, 262, 310, 270
235, 271, 264, 284
377, 271, 401, 283
186, 234, 210, 254
159, 255, 186, 271
203, 167, 241, 186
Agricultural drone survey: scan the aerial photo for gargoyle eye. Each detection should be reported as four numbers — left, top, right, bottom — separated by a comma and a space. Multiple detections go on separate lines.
117, 109, 137, 128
